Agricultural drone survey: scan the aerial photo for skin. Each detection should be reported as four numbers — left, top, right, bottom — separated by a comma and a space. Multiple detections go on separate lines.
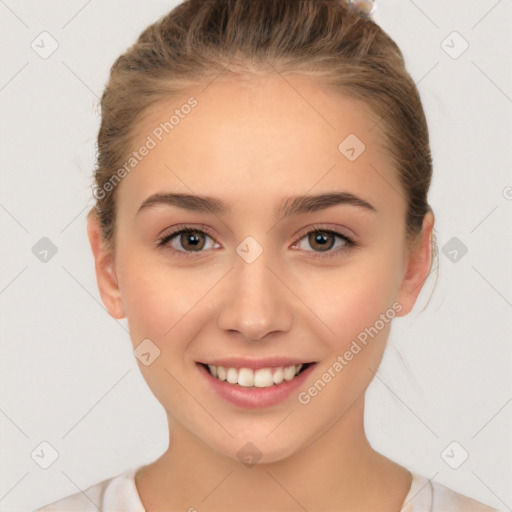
87, 73, 434, 511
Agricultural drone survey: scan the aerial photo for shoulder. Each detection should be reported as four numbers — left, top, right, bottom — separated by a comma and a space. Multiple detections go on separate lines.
32, 466, 145, 512
32, 476, 111, 512
430, 479, 501, 512
402, 471, 501, 512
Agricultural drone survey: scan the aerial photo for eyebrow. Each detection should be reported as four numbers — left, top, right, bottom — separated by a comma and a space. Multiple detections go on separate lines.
136, 191, 377, 218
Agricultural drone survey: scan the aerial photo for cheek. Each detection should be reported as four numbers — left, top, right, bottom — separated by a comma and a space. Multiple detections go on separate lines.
293, 265, 399, 414
116, 253, 203, 345
306, 255, 402, 352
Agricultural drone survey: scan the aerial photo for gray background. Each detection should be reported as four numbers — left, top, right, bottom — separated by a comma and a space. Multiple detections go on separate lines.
0, 0, 511, 510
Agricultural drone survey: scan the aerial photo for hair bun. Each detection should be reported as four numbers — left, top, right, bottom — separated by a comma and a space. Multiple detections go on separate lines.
344, 0, 377, 18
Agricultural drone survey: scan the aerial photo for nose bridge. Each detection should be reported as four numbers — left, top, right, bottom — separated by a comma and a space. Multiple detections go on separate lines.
216, 238, 293, 341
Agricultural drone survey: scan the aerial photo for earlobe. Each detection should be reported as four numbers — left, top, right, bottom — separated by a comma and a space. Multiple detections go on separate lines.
86, 210, 126, 319
395, 212, 435, 317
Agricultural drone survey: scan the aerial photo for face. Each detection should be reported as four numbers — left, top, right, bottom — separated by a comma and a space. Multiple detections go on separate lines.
89, 74, 432, 464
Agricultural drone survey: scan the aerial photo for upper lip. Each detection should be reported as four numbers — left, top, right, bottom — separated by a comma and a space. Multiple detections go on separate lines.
197, 357, 314, 369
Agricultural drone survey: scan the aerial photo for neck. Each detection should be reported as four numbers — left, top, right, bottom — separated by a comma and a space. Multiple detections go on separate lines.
135, 395, 410, 511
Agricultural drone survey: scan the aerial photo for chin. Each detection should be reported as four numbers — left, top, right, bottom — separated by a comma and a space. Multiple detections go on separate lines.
202, 429, 303, 466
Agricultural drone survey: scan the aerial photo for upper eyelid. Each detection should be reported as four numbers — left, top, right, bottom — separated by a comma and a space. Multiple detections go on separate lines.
157, 222, 215, 239
293, 224, 356, 242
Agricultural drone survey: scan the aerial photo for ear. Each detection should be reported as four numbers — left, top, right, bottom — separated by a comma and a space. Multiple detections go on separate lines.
86, 210, 125, 319
395, 211, 435, 316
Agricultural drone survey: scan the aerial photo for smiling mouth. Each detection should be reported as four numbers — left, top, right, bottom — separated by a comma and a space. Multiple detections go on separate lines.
199, 362, 314, 388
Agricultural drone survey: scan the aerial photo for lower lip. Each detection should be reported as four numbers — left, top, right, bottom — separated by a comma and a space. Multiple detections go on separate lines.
196, 363, 316, 409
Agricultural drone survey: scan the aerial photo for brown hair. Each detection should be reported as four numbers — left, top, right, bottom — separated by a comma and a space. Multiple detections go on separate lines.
92, 0, 437, 286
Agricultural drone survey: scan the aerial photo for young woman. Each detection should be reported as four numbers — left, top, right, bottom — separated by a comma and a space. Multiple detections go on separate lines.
34, 0, 500, 510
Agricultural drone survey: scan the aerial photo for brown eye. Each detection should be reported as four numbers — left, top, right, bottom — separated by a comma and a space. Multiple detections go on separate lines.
292, 227, 356, 258
157, 227, 219, 255
308, 231, 336, 252
178, 230, 206, 251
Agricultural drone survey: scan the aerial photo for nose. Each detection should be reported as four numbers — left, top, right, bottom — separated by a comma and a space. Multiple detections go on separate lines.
216, 245, 293, 342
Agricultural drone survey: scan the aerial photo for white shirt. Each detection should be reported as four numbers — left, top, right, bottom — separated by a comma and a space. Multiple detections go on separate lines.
33, 466, 501, 511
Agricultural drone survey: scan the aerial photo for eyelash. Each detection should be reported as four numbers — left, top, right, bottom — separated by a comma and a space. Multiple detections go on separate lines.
155, 224, 357, 260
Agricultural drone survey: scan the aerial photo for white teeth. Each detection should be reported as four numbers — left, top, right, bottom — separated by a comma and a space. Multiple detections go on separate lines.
272, 367, 284, 384
205, 363, 305, 388
226, 367, 238, 384
216, 366, 226, 381
238, 368, 254, 387
283, 365, 297, 381
254, 368, 273, 387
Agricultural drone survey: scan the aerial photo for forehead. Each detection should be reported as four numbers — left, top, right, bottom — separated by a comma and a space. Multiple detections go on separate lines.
118, 74, 404, 216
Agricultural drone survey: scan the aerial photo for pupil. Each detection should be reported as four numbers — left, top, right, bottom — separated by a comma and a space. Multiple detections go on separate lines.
183, 232, 204, 250
310, 231, 334, 252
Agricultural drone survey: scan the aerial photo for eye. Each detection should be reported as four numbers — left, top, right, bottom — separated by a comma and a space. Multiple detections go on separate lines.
291, 227, 357, 258
156, 226, 220, 257
156, 224, 357, 259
